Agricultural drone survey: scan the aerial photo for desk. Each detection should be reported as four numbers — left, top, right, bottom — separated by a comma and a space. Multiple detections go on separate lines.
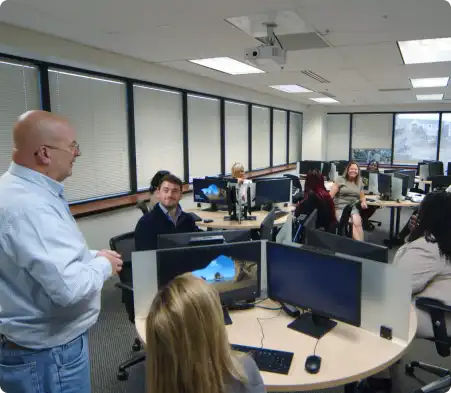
135, 300, 417, 392
414, 177, 432, 193
367, 197, 420, 248
187, 207, 293, 230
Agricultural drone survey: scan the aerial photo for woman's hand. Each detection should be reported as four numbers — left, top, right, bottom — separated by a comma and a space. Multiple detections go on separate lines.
237, 178, 245, 184
408, 214, 418, 231
360, 200, 368, 210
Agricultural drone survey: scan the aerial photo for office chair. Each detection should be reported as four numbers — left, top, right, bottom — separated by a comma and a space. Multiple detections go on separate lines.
335, 201, 358, 238
260, 208, 276, 241
109, 232, 145, 381
283, 174, 303, 204
136, 200, 149, 215
405, 297, 451, 393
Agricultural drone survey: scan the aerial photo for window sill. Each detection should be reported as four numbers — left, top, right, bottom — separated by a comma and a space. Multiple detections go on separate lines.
71, 164, 296, 218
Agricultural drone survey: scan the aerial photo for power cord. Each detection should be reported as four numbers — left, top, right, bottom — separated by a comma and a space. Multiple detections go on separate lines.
312, 336, 321, 356
257, 308, 283, 350
255, 305, 283, 310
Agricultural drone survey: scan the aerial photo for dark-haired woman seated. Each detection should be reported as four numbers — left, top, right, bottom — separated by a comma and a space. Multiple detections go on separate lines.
393, 191, 451, 337
295, 169, 336, 231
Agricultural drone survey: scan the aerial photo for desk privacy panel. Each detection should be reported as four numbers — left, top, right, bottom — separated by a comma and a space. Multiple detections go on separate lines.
225, 101, 248, 173
49, 69, 130, 203
187, 94, 221, 180
134, 85, 184, 189
0, 59, 41, 177
252, 106, 270, 170
273, 109, 287, 166
133, 250, 159, 320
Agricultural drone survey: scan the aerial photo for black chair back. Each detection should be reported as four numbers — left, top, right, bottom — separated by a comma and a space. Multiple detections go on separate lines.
260, 209, 276, 241
284, 174, 303, 203
110, 232, 136, 323
336, 201, 358, 237
136, 201, 149, 215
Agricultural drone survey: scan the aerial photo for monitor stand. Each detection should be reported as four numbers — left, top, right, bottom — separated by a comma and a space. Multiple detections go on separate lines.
222, 306, 232, 325
287, 312, 337, 339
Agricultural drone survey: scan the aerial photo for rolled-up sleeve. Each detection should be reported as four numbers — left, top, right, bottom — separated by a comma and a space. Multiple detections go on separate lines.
3, 206, 112, 307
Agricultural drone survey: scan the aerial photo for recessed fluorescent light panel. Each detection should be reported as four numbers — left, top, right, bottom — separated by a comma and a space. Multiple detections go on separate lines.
410, 77, 449, 88
270, 85, 312, 93
399, 37, 451, 64
189, 57, 264, 75
309, 97, 340, 104
416, 94, 444, 101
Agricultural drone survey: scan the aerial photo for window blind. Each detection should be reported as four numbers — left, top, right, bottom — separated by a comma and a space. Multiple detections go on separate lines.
134, 85, 184, 189
252, 105, 270, 170
289, 112, 302, 163
49, 69, 130, 203
273, 109, 287, 166
187, 94, 221, 180
0, 59, 41, 175
225, 101, 248, 174
325, 114, 350, 161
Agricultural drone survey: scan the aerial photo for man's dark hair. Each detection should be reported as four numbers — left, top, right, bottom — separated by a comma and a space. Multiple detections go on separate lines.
149, 170, 170, 193
409, 191, 451, 262
158, 174, 183, 191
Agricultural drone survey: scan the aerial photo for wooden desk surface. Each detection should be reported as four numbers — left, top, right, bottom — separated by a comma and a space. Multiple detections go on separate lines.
187, 207, 294, 230
366, 195, 420, 208
135, 300, 417, 392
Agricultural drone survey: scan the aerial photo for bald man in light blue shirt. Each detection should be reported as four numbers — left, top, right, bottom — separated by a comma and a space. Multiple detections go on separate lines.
0, 111, 123, 393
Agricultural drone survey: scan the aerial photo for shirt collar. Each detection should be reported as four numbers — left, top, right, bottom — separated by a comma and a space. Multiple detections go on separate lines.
159, 203, 182, 221
8, 162, 65, 199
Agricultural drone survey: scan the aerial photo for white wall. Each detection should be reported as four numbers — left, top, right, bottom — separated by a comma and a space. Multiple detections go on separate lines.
76, 169, 296, 250
326, 103, 451, 113
301, 108, 326, 160
0, 23, 304, 112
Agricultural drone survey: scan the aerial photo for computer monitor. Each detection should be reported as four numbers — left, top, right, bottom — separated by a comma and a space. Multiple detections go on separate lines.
298, 160, 322, 174
418, 163, 430, 181
321, 162, 332, 179
398, 170, 416, 189
156, 242, 261, 323
429, 176, 451, 190
266, 242, 362, 338
361, 170, 370, 189
335, 161, 348, 176
378, 173, 392, 197
254, 178, 291, 205
383, 169, 397, 174
305, 228, 388, 263
428, 162, 444, 177
393, 172, 409, 197
193, 178, 228, 206
157, 230, 252, 250
448, 162, 451, 176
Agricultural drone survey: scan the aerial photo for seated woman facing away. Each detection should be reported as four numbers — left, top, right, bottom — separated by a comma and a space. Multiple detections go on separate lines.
329, 161, 368, 241
295, 169, 336, 232
146, 273, 266, 393
393, 191, 451, 338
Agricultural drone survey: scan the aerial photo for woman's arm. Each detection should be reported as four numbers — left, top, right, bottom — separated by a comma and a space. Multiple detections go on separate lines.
360, 190, 367, 209
329, 183, 340, 199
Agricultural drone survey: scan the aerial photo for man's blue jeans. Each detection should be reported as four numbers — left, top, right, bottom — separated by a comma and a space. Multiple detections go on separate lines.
0, 333, 90, 393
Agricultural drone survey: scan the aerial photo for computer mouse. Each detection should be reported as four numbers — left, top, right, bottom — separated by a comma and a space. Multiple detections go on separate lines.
203, 219, 214, 223
305, 355, 321, 374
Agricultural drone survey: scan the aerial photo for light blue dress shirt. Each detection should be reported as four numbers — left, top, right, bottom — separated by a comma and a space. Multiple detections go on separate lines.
0, 163, 112, 349
159, 203, 182, 225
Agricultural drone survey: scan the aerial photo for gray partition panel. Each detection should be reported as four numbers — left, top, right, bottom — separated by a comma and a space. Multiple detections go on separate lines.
132, 250, 158, 320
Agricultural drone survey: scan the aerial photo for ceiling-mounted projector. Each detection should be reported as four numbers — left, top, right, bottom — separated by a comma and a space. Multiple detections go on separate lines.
245, 45, 287, 71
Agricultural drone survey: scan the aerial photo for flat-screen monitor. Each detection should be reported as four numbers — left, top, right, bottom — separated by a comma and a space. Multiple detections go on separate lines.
335, 161, 348, 176
394, 172, 409, 197
157, 230, 252, 250
193, 178, 228, 205
398, 170, 416, 189
266, 242, 362, 338
298, 160, 322, 174
254, 178, 291, 204
322, 162, 332, 179
156, 242, 261, 307
448, 162, 451, 176
378, 173, 392, 196
361, 170, 370, 189
429, 175, 451, 190
305, 228, 388, 263
428, 162, 444, 177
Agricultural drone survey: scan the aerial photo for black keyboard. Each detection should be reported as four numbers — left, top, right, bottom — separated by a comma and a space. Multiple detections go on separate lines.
189, 212, 203, 222
230, 344, 293, 375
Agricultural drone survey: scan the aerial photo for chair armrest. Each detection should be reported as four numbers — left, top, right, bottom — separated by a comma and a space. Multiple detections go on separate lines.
115, 282, 134, 293
416, 297, 451, 314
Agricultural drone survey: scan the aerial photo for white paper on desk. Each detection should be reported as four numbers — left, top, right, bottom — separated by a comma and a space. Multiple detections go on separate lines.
336, 253, 412, 342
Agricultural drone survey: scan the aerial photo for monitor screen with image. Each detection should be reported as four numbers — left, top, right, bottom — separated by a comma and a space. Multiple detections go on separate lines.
193, 178, 228, 205
156, 242, 261, 305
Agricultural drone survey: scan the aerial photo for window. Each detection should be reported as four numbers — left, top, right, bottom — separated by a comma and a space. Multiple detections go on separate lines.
289, 112, 302, 163
187, 94, 221, 180
134, 85, 184, 190
325, 114, 350, 161
225, 101, 248, 174
352, 114, 393, 164
393, 113, 439, 165
272, 109, 287, 166
252, 106, 270, 170
49, 69, 130, 203
440, 113, 451, 169
0, 59, 41, 175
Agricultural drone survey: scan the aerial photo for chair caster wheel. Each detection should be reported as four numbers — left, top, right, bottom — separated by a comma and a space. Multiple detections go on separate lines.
132, 342, 141, 351
117, 369, 129, 381
405, 364, 415, 376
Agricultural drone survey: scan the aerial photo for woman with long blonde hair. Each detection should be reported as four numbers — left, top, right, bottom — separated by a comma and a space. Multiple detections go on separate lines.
146, 273, 265, 393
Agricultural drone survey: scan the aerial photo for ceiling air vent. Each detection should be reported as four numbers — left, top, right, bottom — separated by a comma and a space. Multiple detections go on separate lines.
301, 70, 330, 84
318, 91, 336, 98
378, 88, 411, 92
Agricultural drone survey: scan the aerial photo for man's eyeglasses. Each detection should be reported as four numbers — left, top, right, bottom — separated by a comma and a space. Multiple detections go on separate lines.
39, 143, 81, 156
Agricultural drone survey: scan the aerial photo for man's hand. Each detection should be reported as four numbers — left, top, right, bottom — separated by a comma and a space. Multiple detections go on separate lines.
97, 250, 123, 275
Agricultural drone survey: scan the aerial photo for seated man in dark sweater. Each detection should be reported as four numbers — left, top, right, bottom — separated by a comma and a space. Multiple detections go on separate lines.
135, 174, 198, 251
